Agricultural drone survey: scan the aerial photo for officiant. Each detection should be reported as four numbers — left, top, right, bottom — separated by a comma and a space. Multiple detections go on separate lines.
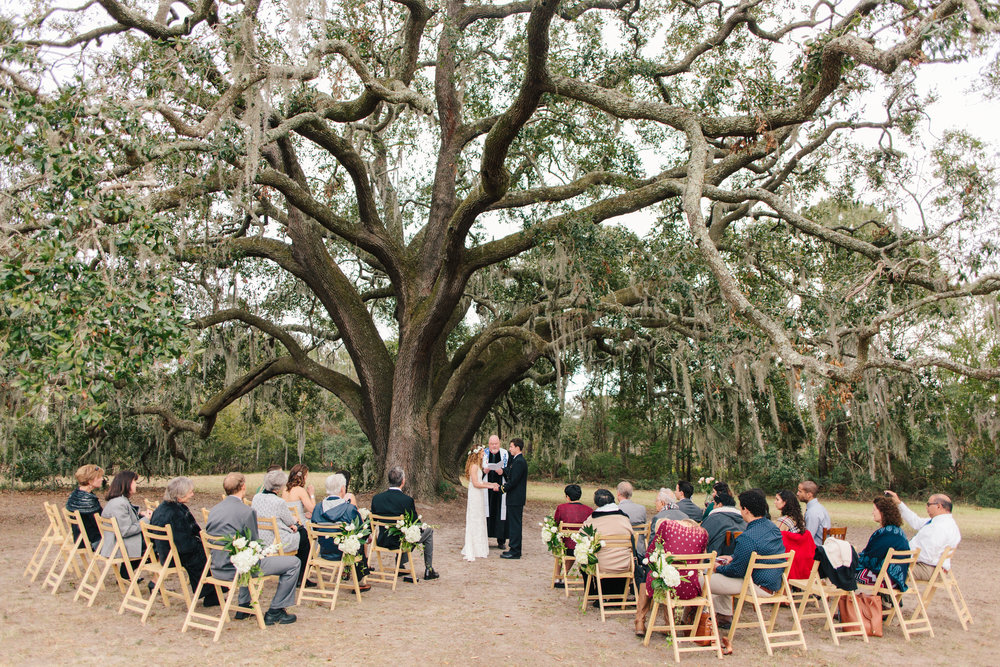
482, 435, 509, 549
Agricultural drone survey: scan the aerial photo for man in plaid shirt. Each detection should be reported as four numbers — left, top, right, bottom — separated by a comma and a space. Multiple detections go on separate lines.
709, 490, 784, 628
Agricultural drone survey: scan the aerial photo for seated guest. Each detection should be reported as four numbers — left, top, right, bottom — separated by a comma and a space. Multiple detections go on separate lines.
701, 492, 745, 557
748, 488, 771, 519
371, 466, 439, 581
254, 463, 282, 495
774, 490, 805, 533
337, 469, 359, 506
553, 484, 593, 555
206, 473, 300, 625
884, 489, 961, 581
149, 476, 219, 606
282, 464, 315, 521
581, 488, 635, 599
252, 469, 310, 586
312, 473, 371, 591
798, 480, 832, 546
856, 496, 910, 590
710, 491, 785, 628
634, 518, 708, 636
617, 481, 648, 551
675, 480, 703, 522
650, 488, 688, 533
701, 481, 732, 522
100, 470, 150, 575
66, 464, 104, 550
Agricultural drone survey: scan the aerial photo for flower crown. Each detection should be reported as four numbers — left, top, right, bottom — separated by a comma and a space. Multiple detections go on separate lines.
467, 444, 486, 456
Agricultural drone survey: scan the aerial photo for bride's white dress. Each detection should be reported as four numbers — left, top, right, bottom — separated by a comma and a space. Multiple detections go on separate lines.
461, 467, 489, 561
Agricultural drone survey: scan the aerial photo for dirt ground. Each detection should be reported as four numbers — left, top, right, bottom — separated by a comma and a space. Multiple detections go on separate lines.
0, 487, 993, 666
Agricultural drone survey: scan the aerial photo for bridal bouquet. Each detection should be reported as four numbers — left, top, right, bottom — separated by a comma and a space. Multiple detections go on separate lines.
644, 542, 685, 603
540, 515, 564, 558
570, 525, 602, 576
220, 529, 281, 586
388, 511, 429, 552
334, 518, 372, 566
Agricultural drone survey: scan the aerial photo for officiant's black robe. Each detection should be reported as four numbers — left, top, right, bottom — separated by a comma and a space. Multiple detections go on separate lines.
485, 450, 508, 546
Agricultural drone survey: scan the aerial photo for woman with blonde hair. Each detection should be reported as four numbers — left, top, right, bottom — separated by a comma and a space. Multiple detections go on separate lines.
461, 446, 499, 561
282, 463, 315, 520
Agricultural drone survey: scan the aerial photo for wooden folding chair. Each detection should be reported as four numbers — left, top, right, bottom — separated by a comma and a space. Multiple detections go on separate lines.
118, 523, 192, 623
25, 502, 65, 582
790, 561, 868, 644
181, 531, 266, 642
581, 534, 638, 622
857, 548, 933, 640
823, 526, 847, 541
296, 522, 363, 610
144, 499, 158, 514
551, 521, 584, 597
200, 507, 210, 523
366, 514, 417, 590
287, 503, 305, 524
642, 552, 725, 662
257, 516, 294, 556
727, 551, 807, 655
724, 530, 743, 548
42, 508, 93, 594
74, 515, 136, 606
918, 546, 972, 630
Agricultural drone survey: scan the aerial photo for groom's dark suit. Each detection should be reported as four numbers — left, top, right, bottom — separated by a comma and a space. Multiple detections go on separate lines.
502, 453, 528, 557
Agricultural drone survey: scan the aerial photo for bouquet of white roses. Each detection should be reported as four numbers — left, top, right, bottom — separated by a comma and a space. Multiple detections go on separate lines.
644, 541, 685, 603
540, 515, 564, 558
697, 476, 716, 496
388, 510, 430, 552
334, 517, 372, 566
220, 528, 281, 587
570, 524, 602, 576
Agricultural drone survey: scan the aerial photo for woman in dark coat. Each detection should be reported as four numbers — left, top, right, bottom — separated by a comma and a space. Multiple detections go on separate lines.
66, 464, 104, 549
149, 477, 218, 606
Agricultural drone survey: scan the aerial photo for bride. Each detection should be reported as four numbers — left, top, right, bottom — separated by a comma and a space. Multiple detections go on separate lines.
461, 446, 499, 561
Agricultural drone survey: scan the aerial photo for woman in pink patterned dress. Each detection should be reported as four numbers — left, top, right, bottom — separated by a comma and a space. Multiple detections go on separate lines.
634, 518, 709, 636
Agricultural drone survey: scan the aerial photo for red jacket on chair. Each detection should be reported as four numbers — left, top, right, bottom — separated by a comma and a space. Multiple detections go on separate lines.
782, 530, 817, 580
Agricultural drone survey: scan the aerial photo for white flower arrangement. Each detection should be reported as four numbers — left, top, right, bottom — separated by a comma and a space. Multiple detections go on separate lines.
645, 541, 687, 603
697, 476, 716, 495
333, 517, 372, 566
221, 528, 280, 586
540, 515, 563, 557
388, 511, 431, 552
569, 524, 602, 576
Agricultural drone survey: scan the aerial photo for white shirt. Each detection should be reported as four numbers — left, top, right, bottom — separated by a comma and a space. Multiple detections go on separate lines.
899, 503, 961, 569
804, 498, 831, 547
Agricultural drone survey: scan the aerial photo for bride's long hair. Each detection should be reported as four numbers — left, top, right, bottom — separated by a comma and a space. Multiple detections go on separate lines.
464, 446, 486, 479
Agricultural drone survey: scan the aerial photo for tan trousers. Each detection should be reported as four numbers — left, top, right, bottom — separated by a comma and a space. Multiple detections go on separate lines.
911, 561, 936, 581
634, 584, 671, 633
708, 573, 774, 615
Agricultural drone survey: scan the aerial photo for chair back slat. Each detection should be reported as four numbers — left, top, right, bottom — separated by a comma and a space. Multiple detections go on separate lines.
725, 530, 743, 546
823, 526, 847, 540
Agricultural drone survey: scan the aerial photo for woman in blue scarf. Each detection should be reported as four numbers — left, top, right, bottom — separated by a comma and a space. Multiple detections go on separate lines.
856, 495, 910, 590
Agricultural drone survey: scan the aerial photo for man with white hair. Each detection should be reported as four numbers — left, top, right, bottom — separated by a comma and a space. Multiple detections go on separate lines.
650, 488, 689, 532
482, 435, 509, 549
312, 473, 372, 591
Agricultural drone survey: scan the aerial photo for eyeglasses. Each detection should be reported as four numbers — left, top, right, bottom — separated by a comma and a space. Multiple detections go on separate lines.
925, 501, 940, 507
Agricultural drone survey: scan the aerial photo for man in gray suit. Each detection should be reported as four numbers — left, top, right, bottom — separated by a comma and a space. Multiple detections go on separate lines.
206, 472, 301, 625
616, 481, 648, 552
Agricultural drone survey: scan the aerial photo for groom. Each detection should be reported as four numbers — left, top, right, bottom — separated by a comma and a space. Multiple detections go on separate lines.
500, 438, 528, 560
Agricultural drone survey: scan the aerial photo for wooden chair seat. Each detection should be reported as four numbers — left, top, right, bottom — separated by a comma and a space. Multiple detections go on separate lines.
25, 502, 66, 582
856, 547, 933, 640
642, 552, 725, 662
118, 522, 192, 623
181, 531, 267, 642
918, 546, 972, 630
296, 522, 363, 610
789, 561, 868, 644
366, 513, 417, 590
727, 551, 807, 655
75, 515, 136, 606
580, 534, 638, 622
42, 508, 93, 594
551, 521, 585, 597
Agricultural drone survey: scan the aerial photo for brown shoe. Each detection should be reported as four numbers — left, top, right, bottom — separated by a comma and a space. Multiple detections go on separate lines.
634, 618, 646, 637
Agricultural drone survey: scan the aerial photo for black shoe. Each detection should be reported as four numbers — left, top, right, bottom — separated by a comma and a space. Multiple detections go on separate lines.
303, 580, 318, 588
424, 568, 440, 581
263, 608, 297, 625
402, 576, 416, 583
500, 551, 520, 559
201, 597, 220, 608
234, 611, 251, 620
147, 580, 155, 594
554, 581, 566, 589
497, 542, 506, 549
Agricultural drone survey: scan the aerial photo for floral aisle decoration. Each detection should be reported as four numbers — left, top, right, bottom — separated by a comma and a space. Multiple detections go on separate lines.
220, 529, 281, 587
570, 524, 602, 576
388, 511, 431, 552
644, 541, 685, 603
333, 518, 372, 566
540, 515, 564, 558
697, 476, 716, 496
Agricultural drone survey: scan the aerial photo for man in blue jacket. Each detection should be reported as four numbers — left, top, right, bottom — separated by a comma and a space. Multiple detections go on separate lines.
709, 490, 784, 628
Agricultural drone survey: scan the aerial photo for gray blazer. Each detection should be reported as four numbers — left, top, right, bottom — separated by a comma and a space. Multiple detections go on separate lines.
99, 496, 144, 558
205, 496, 259, 575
